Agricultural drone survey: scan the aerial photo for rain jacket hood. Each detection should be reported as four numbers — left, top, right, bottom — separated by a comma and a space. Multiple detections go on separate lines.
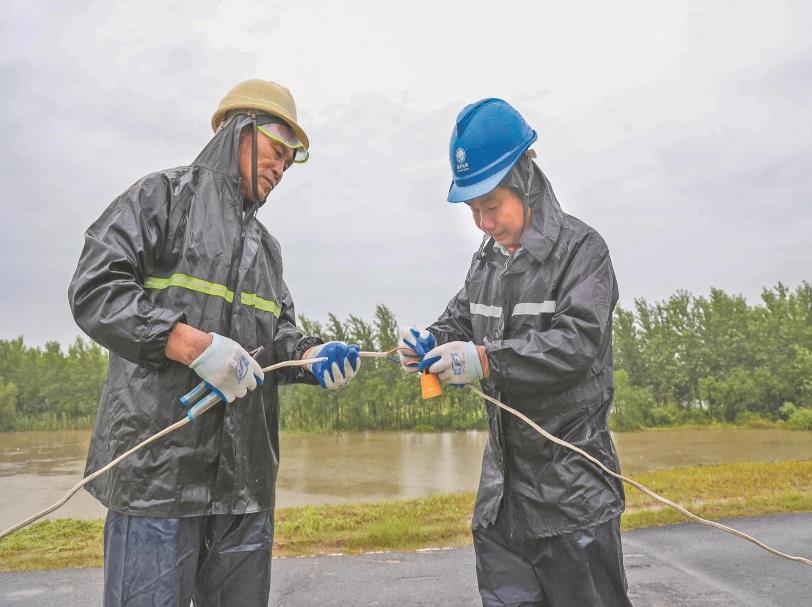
519, 158, 564, 264
69, 117, 320, 516
194, 113, 248, 179
431, 161, 624, 540
193, 113, 270, 208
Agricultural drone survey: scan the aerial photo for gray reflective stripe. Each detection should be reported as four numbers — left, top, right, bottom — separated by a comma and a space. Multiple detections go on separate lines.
470, 303, 503, 318
144, 272, 281, 318
512, 301, 556, 316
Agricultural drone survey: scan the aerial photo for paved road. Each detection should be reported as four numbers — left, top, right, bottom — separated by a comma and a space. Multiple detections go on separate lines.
2, 513, 810, 606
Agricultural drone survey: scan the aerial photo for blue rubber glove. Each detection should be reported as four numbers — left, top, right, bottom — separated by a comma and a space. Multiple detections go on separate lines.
304, 341, 361, 389
418, 341, 485, 385
188, 333, 264, 403
397, 327, 436, 374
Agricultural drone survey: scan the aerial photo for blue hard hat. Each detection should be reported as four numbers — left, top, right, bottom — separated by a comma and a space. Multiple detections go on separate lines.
447, 98, 537, 203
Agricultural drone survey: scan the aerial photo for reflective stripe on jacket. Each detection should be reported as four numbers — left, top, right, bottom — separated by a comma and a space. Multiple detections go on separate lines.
68, 115, 319, 516
430, 165, 624, 540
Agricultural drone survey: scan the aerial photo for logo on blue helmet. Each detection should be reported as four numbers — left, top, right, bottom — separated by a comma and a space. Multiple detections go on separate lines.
455, 147, 468, 172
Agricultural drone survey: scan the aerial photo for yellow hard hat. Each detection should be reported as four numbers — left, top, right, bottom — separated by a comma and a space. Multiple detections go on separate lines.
211, 79, 309, 150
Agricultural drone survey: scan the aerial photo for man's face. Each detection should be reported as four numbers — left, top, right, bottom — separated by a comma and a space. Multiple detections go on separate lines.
467, 186, 529, 248
238, 128, 294, 202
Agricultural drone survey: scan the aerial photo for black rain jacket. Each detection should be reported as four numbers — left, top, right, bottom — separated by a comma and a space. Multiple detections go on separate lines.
429, 161, 625, 541
68, 115, 320, 517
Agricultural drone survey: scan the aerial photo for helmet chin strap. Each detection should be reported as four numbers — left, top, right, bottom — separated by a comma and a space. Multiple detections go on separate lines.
520, 152, 535, 238
250, 112, 261, 204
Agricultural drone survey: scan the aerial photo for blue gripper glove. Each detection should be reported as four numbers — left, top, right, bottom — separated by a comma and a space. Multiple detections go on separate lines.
397, 327, 436, 374
186, 333, 264, 403
304, 341, 361, 389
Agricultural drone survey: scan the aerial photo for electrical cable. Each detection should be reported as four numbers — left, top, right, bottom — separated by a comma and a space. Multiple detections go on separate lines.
386, 346, 812, 567
0, 357, 324, 540
3, 348, 810, 570
466, 384, 812, 568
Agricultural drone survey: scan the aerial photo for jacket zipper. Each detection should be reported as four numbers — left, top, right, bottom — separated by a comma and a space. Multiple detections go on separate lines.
223, 198, 252, 334
495, 251, 513, 480
495, 247, 525, 516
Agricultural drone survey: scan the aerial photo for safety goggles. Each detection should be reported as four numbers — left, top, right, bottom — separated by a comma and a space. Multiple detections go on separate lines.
256, 118, 309, 164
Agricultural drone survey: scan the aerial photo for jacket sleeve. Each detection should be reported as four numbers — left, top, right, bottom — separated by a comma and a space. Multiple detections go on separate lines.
484, 231, 618, 395
270, 278, 323, 385
68, 174, 186, 368
429, 276, 475, 345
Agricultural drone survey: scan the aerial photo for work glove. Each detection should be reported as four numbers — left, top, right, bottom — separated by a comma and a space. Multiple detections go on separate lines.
397, 327, 436, 374
304, 341, 361, 389
186, 333, 264, 403
418, 341, 489, 385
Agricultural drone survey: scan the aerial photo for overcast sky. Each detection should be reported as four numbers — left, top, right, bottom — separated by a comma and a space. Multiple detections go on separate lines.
1, 0, 810, 347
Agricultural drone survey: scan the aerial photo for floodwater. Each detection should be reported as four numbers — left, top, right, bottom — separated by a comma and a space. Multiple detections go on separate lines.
1, 428, 811, 530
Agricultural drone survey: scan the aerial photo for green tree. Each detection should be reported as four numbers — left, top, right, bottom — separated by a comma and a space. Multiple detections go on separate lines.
610, 370, 657, 431
0, 381, 17, 431
787, 408, 812, 430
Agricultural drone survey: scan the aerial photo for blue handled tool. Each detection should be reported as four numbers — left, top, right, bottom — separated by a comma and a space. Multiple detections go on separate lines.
180, 346, 266, 422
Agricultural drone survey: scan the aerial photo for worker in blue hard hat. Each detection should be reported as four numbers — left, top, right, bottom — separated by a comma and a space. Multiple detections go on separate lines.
69, 79, 361, 606
399, 98, 632, 606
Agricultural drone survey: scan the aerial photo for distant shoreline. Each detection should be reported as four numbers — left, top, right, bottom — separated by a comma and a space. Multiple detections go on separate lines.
2, 419, 808, 434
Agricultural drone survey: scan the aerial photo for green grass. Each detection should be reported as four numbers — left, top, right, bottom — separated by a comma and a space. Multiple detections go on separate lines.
0, 518, 105, 571
621, 460, 812, 529
612, 419, 791, 432
2, 460, 811, 572
274, 492, 475, 557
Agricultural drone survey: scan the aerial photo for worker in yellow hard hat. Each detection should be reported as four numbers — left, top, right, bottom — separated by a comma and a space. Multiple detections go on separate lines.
69, 79, 360, 606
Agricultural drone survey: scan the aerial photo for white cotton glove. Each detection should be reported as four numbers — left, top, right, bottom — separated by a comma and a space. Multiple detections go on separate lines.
418, 341, 488, 385
397, 327, 436, 374
304, 341, 361, 390
189, 333, 264, 403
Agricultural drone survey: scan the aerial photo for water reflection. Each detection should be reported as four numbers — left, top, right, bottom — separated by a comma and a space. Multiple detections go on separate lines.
614, 428, 812, 473
0, 430, 90, 477
276, 430, 486, 506
1, 428, 810, 529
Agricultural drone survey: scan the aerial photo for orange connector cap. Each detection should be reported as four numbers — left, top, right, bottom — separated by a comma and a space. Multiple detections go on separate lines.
420, 372, 443, 399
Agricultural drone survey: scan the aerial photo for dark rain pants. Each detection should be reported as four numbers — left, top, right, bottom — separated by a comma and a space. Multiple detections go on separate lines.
103, 510, 274, 607
473, 515, 632, 607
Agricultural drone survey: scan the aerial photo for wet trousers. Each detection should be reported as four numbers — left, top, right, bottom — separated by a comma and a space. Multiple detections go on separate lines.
473, 515, 632, 607
103, 509, 274, 607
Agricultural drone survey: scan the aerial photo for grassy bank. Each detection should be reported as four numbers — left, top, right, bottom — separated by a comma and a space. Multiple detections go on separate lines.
2, 460, 811, 572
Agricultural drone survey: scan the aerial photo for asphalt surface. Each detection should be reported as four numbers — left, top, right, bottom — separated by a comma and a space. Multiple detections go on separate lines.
1, 513, 810, 606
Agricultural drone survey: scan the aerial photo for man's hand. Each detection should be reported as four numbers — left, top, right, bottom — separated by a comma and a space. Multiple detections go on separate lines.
397, 327, 436, 374
165, 322, 215, 366
304, 341, 361, 389
418, 341, 489, 385
189, 333, 264, 403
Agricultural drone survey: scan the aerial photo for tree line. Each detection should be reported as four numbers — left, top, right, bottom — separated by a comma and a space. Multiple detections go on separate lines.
0, 283, 810, 432
611, 282, 812, 430
0, 337, 107, 431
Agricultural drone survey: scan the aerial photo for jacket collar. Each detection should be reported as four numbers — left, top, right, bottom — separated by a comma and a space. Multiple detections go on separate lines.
479, 164, 563, 264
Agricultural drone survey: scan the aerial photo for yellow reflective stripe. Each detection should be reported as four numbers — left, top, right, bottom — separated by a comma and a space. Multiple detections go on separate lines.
144, 273, 234, 302
240, 292, 281, 318
144, 273, 281, 317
